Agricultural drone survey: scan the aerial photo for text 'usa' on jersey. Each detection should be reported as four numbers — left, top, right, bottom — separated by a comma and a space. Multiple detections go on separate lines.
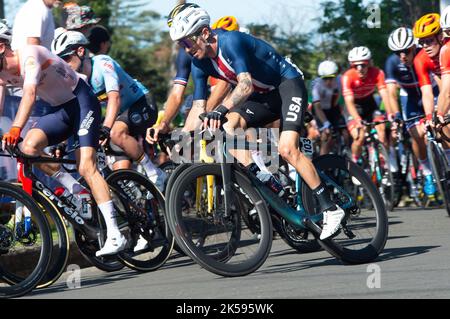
191, 31, 304, 100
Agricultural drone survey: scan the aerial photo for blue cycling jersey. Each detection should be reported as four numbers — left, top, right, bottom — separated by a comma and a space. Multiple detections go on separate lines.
192, 31, 302, 100
384, 53, 421, 97
173, 47, 192, 86
90, 55, 149, 113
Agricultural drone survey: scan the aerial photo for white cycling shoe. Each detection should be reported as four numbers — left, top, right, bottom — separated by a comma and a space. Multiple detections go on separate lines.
96, 233, 127, 257
133, 235, 149, 253
320, 206, 345, 240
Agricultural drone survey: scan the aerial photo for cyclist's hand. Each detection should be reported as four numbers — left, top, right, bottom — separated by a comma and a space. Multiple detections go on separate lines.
420, 114, 433, 133
436, 112, 446, 129
202, 105, 229, 130
146, 122, 169, 144
99, 126, 111, 146
2, 126, 21, 150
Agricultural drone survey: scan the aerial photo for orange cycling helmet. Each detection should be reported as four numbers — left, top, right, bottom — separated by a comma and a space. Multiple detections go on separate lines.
413, 13, 441, 39
212, 16, 239, 31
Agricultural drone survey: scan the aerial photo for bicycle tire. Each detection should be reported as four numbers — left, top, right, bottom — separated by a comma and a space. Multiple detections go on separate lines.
106, 170, 174, 272
428, 141, 450, 216
376, 143, 395, 212
0, 182, 52, 298
167, 164, 272, 277
302, 154, 388, 264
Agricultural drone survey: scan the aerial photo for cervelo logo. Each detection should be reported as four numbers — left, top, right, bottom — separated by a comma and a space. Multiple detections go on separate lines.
286, 97, 303, 122
35, 181, 85, 225
78, 111, 95, 137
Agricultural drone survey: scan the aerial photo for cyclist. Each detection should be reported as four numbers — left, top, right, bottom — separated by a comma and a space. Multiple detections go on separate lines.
51, 29, 166, 191
311, 60, 348, 155
386, 27, 437, 197
341, 46, 392, 164
148, 3, 232, 145
436, 8, 450, 161
0, 39, 126, 257
168, 5, 346, 240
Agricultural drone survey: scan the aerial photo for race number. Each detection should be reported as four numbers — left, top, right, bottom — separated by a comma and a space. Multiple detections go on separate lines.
300, 137, 314, 158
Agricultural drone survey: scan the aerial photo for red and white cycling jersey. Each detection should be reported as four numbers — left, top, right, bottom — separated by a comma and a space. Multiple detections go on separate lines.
414, 48, 441, 87
0, 45, 79, 106
440, 40, 450, 76
341, 67, 386, 100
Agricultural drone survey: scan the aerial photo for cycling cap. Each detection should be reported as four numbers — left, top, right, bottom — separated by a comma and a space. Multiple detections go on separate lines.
169, 7, 210, 41
348, 46, 372, 62
318, 60, 339, 77
167, 3, 200, 27
413, 13, 441, 39
65, 5, 101, 30
388, 27, 415, 51
51, 30, 89, 58
212, 16, 239, 31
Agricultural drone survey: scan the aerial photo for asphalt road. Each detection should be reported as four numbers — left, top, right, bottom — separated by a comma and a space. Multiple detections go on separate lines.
24, 207, 450, 299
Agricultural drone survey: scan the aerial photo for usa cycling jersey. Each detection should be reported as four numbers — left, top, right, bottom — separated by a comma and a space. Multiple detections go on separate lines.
384, 53, 421, 96
192, 31, 302, 100
173, 47, 192, 86
89, 55, 149, 113
341, 67, 387, 100
414, 48, 441, 87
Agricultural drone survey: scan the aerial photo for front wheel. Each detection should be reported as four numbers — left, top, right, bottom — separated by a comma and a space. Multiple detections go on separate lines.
428, 141, 450, 216
302, 154, 388, 264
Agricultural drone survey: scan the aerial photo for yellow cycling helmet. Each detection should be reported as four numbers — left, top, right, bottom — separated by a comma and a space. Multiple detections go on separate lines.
413, 13, 441, 39
212, 16, 239, 31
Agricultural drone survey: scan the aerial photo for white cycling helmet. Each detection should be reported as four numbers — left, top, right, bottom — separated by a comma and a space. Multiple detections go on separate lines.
51, 30, 89, 58
441, 6, 450, 30
318, 60, 339, 77
169, 6, 210, 41
348, 46, 372, 63
0, 20, 12, 43
388, 27, 415, 51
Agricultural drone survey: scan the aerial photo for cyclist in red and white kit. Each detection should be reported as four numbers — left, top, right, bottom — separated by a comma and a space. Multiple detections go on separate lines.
341, 46, 392, 163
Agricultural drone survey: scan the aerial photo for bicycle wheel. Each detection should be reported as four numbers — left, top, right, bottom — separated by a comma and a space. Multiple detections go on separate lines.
167, 164, 272, 277
302, 154, 388, 264
428, 141, 450, 216
0, 182, 52, 298
2, 188, 69, 289
106, 170, 174, 272
376, 144, 395, 212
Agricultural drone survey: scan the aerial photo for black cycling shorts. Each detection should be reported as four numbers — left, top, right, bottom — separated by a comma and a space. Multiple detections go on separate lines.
353, 95, 379, 122
230, 77, 308, 132
116, 93, 158, 137
316, 107, 347, 130
33, 79, 101, 148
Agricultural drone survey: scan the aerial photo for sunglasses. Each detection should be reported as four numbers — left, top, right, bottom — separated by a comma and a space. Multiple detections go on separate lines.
418, 37, 437, 47
395, 47, 413, 56
352, 63, 369, 69
177, 35, 199, 49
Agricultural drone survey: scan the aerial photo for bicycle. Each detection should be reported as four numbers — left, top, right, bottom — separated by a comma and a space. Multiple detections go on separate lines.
0, 139, 174, 290
166, 120, 388, 277
0, 180, 52, 298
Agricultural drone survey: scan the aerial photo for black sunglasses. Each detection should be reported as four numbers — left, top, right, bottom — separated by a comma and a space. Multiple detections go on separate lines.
395, 47, 413, 56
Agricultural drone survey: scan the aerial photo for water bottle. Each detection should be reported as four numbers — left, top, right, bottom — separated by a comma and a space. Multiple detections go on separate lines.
78, 189, 93, 220
248, 163, 285, 197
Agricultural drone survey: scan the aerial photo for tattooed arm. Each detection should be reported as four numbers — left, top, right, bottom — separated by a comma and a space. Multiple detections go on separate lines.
222, 72, 254, 110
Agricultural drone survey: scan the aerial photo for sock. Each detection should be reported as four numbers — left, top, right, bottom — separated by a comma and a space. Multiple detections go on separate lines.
251, 150, 271, 174
52, 168, 84, 194
389, 147, 399, 173
312, 183, 336, 213
138, 153, 158, 177
419, 159, 433, 176
98, 200, 120, 236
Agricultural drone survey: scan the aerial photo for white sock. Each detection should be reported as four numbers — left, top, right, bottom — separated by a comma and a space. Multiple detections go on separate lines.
389, 147, 399, 173
251, 150, 271, 174
52, 169, 84, 194
419, 159, 433, 176
97, 200, 120, 236
138, 153, 158, 177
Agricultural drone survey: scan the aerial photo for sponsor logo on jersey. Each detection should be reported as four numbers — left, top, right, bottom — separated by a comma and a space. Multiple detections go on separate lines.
78, 111, 95, 137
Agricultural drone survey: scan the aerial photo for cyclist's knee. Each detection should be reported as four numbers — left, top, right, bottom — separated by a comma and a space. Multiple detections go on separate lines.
110, 125, 129, 144
278, 144, 302, 162
22, 130, 47, 155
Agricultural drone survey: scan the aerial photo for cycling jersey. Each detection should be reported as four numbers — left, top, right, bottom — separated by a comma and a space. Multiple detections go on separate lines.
192, 31, 302, 100
341, 67, 386, 100
89, 55, 149, 113
413, 48, 441, 87
440, 40, 450, 76
384, 53, 421, 96
0, 45, 79, 106
311, 76, 341, 110
173, 47, 192, 86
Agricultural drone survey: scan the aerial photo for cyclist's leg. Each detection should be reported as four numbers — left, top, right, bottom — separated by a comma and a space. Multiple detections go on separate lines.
276, 77, 344, 239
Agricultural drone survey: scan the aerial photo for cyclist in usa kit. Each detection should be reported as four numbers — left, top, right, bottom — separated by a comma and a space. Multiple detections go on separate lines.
169, 5, 346, 240
51, 29, 166, 192
0, 40, 126, 257
386, 27, 437, 197
341, 46, 392, 164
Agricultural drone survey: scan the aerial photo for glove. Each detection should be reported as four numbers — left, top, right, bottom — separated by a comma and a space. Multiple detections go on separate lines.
49, 142, 67, 158
99, 126, 111, 142
205, 105, 229, 122
2, 126, 21, 146
420, 114, 433, 126
320, 121, 331, 132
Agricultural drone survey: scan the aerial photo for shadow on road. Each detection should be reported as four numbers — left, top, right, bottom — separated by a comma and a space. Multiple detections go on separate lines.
376, 245, 440, 262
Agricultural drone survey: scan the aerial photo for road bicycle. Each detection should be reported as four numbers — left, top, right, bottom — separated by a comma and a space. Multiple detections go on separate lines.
166, 121, 388, 277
